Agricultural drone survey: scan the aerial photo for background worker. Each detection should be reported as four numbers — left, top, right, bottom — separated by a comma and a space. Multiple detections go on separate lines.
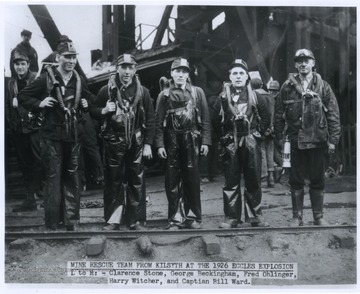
6, 51, 42, 212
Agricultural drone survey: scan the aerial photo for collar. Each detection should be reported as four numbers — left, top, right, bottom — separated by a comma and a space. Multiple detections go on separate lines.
116, 74, 134, 89
16, 70, 30, 81
230, 84, 246, 94
298, 73, 313, 83
169, 79, 192, 92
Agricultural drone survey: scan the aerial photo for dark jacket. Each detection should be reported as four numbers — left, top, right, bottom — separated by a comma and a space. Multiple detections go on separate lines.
10, 42, 39, 75
213, 84, 270, 139
274, 72, 340, 149
6, 70, 38, 133
18, 68, 95, 142
89, 74, 155, 146
154, 80, 212, 149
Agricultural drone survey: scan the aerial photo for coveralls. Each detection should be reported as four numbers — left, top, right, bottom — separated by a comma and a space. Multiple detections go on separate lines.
155, 80, 211, 226
274, 72, 340, 224
6, 70, 42, 206
213, 84, 270, 225
18, 67, 94, 229
90, 74, 155, 227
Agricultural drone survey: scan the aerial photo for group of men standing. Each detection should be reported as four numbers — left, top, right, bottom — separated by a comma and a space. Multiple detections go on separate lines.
6, 29, 340, 231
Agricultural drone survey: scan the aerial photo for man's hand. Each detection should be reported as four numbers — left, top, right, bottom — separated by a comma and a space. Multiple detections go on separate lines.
200, 145, 209, 156
101, 101, 116, 115
80, 98, 88, 109
143, 144, 153, 160
328, 143, 336, 154
39, 97, 58, 108
12, 97, 18, 108
157, 147, 167, 159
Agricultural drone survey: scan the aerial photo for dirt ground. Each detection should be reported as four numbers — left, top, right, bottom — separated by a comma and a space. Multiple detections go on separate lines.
4, 173, 357, 287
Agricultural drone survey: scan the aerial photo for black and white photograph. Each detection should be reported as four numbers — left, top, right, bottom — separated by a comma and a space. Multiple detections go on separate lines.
1, 0, 358, 292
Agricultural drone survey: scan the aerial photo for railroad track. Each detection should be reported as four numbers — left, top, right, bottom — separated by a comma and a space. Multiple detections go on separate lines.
5, 224, 356, 241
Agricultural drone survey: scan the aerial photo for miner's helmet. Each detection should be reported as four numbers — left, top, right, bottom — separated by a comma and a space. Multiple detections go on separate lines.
268, 80, 280, 91
171, 57, 190, 72
57, 41, 78, 56
229, 59, 248, 72
294, 49, 315, 62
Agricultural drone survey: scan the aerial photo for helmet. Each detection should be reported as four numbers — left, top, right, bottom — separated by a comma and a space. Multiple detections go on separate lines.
268, 80, 280, 91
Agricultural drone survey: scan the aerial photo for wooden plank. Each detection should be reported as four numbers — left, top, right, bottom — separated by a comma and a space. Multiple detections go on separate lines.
152, 6, 173, 48
235, 7, 271, 83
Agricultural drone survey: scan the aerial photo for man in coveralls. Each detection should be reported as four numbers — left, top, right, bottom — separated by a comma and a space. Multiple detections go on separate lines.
18, 41, 93, 231
155, 57, 211, 230
90, 54, 155, 231
6, 51, 42, 212
274, 49, 340, 226
213, 59, 270, 228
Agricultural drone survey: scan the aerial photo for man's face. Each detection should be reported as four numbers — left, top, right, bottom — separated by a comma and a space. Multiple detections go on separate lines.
229, 66, 248, 89
21, 35, 31, 44
117, 64, 136, 85
14, 60, 29, 77
295, 58, 315, 76
57, 54, 77, 72
171, 68, 189, 87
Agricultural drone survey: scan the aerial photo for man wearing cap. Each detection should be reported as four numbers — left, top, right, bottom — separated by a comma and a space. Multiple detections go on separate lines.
18, 41, 95, 231
42, 35, 104, 190
6, 51, 42, 212
90, 54, 155, 231
251, 78, 276, 188
155, 57, 211, 230
10, 30, 38, 76
274, 48, 340, 226
213, 59, 270, 228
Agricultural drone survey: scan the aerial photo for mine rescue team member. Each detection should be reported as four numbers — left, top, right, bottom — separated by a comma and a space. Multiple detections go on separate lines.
6, 51, 42, 212
274, 48, 340, 226
90, 54, 155, 231
213, 59, 270, 228
18, 41, 93, 231
155, 57, 211, 230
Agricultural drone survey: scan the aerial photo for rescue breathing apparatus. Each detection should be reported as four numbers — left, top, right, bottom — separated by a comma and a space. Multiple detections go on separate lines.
104, 74, 144, 147
45, 64, 82, 139
220, 82, 259, 149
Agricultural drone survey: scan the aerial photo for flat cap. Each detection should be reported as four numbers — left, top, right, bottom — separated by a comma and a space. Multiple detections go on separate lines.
229, 59, 248, 72
294, 49, 315, 61
13, 51, 29, 63
57, 41, 78, 56
116, 54, 137, 66
171, 57, 190, 71
21, 29, 32, 37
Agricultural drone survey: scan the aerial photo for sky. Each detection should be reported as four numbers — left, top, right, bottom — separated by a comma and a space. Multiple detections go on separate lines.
3, 3, 168, 76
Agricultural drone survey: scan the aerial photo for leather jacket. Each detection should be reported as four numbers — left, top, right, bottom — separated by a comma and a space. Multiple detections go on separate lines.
274, 73, 340, 149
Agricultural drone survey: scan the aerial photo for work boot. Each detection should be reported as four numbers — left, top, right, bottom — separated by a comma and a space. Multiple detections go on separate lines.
290, 189, 304, 226
267, 171, 275, 188
309, 189, 328, 225
12, 188, 37, 212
